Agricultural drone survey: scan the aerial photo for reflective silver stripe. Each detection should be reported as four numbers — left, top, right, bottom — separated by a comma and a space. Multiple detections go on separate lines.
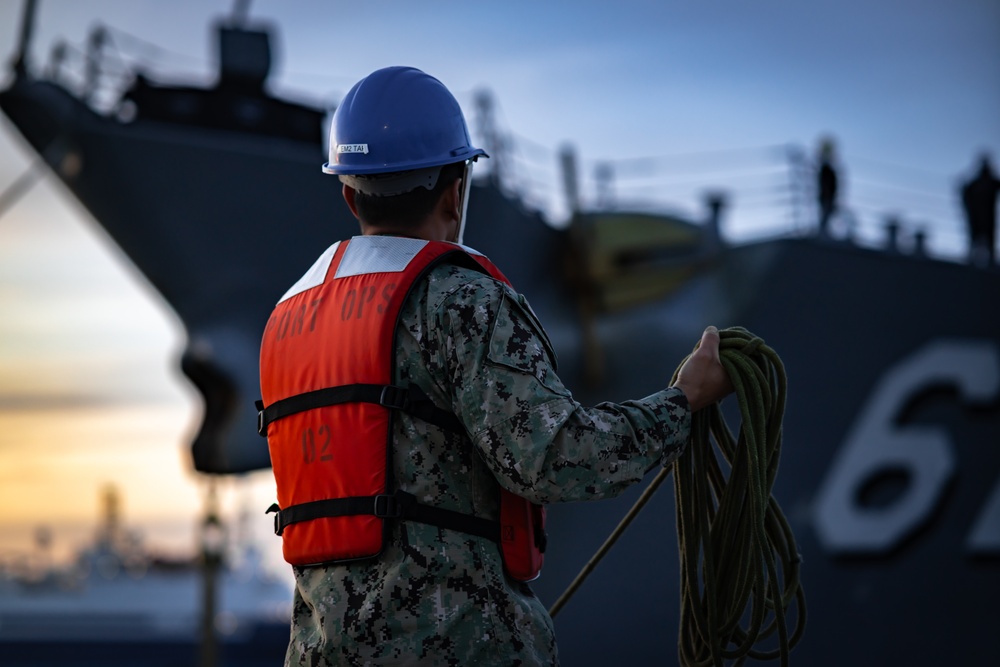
277, 241, 341, 304
335, 236, 430, 278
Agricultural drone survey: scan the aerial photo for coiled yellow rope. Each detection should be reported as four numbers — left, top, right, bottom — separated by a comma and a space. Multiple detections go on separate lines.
548, 327, 805, 666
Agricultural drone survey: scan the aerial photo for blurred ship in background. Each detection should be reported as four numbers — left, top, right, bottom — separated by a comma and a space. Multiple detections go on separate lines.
0, 485, 290, 667
1, 1, 997, 665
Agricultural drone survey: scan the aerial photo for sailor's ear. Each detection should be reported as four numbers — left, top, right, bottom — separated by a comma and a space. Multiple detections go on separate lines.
342, 183, 360, 220
444, 177, 463, 222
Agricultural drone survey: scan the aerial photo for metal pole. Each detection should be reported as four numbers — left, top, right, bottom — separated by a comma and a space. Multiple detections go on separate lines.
200, 480, 223, 667
559, 144, 580, 221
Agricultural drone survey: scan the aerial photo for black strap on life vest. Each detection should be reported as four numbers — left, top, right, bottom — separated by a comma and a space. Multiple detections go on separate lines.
255, 383, 463, 437
265, 490, 499, 542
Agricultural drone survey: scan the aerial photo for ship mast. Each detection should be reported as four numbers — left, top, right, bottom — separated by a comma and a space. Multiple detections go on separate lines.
11, 0, 37, 76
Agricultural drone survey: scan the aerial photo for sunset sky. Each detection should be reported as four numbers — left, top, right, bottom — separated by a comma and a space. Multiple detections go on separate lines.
0, 0, 997, 574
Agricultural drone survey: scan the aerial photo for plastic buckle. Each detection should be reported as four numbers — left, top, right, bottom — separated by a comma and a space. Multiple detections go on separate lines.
265, 503, 282, 535
373, 494, 400, 518
257, 410, 267, 437
378, 385, 410, 411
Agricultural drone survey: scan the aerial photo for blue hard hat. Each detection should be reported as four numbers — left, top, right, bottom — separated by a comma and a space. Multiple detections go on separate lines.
323, 66, 487, 176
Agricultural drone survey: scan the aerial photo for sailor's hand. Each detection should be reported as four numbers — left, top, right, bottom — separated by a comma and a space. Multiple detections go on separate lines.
672, 326, 734, 412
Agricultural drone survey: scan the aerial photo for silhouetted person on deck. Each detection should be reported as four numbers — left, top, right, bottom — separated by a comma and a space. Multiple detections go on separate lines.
961, 154, 1000, 266
817, 138, 839, 236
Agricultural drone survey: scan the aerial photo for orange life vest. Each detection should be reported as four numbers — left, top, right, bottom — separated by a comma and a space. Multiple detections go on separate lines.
257, 236, 546, 581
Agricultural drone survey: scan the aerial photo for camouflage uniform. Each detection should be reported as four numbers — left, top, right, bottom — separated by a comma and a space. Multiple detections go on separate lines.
285, 252, 691, 667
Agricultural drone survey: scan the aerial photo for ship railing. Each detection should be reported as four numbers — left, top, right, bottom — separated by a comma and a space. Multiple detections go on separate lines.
41, 25, 120, 114
486, 123, 968, 264
40, 22, 208, 119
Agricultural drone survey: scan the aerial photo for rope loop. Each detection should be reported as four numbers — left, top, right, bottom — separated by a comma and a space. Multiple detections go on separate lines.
547, 327, 806, 667
674, 327, 805, 666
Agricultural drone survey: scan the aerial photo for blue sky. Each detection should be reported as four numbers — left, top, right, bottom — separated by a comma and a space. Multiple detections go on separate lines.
0, 0, 996, 566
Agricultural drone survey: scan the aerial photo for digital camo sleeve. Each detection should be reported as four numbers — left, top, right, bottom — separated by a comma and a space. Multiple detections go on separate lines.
438, 277, 691, 505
